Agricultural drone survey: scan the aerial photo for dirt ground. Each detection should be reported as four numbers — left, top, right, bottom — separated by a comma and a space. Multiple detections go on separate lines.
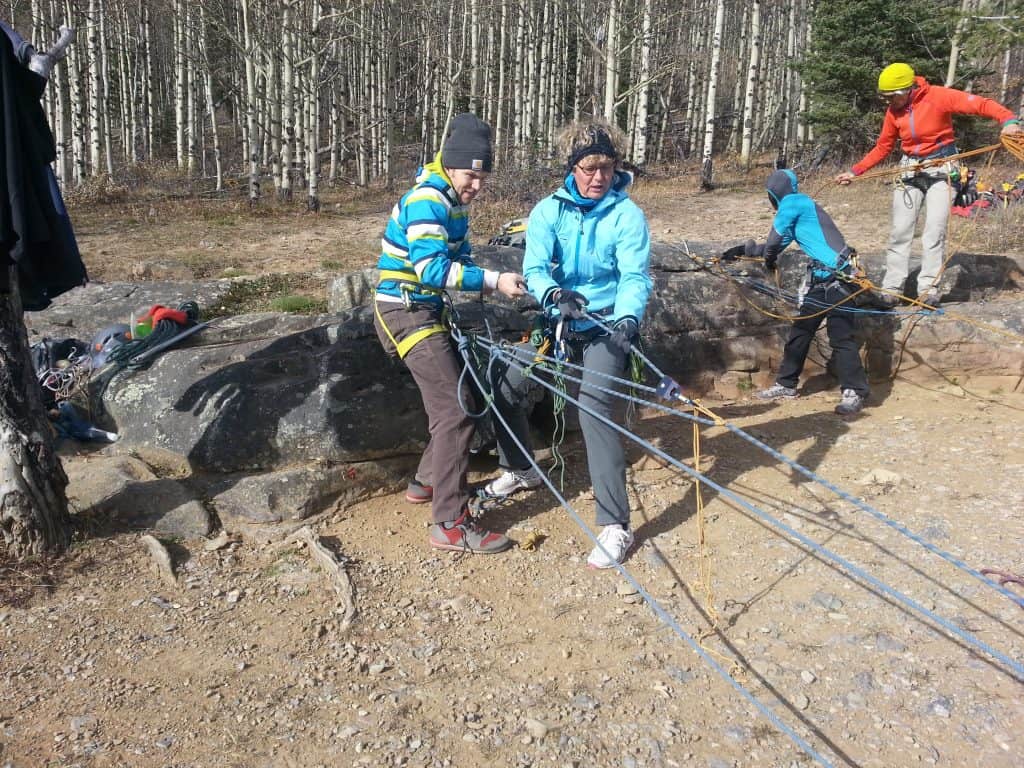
2, 167, 1024, 768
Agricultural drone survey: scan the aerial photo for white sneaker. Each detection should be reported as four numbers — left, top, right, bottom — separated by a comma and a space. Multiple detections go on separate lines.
481, 467, 543, 498
586, 524, 635, 569
834, 388, 865, 416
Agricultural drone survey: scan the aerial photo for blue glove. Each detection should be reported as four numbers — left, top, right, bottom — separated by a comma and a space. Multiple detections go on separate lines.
609, 316, 639, 354
554, 289, 589, 320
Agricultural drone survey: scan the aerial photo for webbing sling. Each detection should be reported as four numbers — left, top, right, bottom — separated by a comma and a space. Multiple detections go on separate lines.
373, 299, 448, 359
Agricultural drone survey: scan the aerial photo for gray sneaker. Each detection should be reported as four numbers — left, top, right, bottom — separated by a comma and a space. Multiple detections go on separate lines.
756, 383, 799, 400
481, 467, 543, 499
429, 510, 512, 554
835, 389, 865, 416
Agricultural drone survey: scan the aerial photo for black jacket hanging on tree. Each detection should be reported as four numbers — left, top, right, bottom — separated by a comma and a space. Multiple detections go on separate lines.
0, 24, 86, 311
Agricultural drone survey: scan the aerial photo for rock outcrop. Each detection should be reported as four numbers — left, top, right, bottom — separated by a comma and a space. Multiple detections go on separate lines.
29, 243, 1023, 538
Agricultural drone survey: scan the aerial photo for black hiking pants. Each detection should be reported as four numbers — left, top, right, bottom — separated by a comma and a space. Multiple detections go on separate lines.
776, 282, 869, 398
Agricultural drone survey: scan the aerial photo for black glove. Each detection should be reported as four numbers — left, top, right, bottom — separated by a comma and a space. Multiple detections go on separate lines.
609, 316, 639, 354
721, 244, 746, 261
554, 289, 589, 320
764, 254, 778, 271
744, 239, 763, 258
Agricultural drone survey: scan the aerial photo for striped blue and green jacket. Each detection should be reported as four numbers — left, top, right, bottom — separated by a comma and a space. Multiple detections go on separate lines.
375, 153, 495, 306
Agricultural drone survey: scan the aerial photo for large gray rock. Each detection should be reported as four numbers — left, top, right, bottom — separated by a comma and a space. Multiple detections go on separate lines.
29, 244, 1022, 539
209, 458, 409, 537
64, 454, 212, 538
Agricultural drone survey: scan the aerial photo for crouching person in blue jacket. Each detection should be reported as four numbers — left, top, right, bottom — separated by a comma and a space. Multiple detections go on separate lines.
729, 169, 870, 417
493, 119, 652, 568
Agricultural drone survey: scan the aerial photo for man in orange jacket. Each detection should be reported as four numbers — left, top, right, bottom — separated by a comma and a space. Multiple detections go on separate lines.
836, 63, 1021, 307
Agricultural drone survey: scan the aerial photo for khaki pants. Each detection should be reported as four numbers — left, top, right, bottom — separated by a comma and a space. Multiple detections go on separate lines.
883, 171, 952, 295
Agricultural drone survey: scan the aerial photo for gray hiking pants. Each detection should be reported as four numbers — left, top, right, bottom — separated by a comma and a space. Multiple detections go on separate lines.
883, 172, 952, 295
492, 333, 630, 528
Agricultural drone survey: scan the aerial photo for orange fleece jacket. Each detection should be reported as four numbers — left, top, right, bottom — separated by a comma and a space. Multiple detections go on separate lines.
852, 77, 1018, 175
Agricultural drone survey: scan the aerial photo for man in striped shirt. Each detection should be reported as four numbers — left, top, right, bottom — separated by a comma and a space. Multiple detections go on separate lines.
373, 113, 529, 554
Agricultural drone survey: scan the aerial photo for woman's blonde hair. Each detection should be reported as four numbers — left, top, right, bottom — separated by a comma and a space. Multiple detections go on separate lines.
557, 118, 627, 169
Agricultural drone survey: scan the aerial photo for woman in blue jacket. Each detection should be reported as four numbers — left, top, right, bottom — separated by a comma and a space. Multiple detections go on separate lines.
517, 119, 652, 568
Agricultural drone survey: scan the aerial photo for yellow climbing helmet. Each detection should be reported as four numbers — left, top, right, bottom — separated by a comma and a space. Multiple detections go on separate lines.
878, 63, 915, 94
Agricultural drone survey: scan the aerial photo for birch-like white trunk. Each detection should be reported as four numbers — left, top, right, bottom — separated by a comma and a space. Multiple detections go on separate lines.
173, 0, 186, 168
632, 0, 653, 164
946, 0, 973, 87
740, 0, 761, 165
87, 0, 102, 175
281, 1, 295, 200
240, 0, 260, 204
603, 0, 619, 121
199, 5, 221, 190
700, 0, 726, 189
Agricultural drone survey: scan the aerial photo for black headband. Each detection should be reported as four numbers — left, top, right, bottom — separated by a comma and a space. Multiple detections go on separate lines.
566, 127, 619, 172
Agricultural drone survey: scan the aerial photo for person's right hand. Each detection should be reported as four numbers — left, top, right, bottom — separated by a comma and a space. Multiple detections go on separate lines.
834, 171, 855, 185
496, 272, 527, 299
1001, 122, 1022, 136
554, 289, 589, 319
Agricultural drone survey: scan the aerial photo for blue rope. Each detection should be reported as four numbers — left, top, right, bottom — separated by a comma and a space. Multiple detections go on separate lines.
448, 325, 838, 768
483, 338, 1024, 681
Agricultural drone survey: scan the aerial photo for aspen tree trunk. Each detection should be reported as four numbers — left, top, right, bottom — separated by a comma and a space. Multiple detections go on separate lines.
116, 2, 132, 163
483, 14, 495, 127
493, 0, 507, 161
328, 76, 338, 184
468, 0, 480, 114
292, 24, 305, 189
199, 5, 222, 191
173, 0, 185, 168
727, 2, 749, 153
281, 1, 295, 200
87, 0, 102, 175
998, 46, 1010, 104
946, 0, 973, 87
511, 1, 525, 154
572, 23, 582, 122
700, 0, 726, 190
603, 0, 619, 121
307, 0, 321, 212
266, 49, 280, 195
186, 4, 198, 176
779, 0, 799, 165
98, 0, 113, 175
240, 0, 260, 204
357, 2, 370, 186
65, 0, 85, 185
798, 2, 812, 144
51, 0, 68, 183
632, 0, 653, 164
740, 0, 761, 166
143, 1, 154, 160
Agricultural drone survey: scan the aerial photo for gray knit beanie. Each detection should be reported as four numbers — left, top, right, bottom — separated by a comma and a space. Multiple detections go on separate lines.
442, 113, 493, 172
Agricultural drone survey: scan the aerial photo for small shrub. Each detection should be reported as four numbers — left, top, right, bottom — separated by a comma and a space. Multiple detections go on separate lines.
271, 294, 326, 314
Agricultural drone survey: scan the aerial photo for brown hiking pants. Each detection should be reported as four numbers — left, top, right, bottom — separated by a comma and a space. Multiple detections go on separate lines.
374, 300, 475, 524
